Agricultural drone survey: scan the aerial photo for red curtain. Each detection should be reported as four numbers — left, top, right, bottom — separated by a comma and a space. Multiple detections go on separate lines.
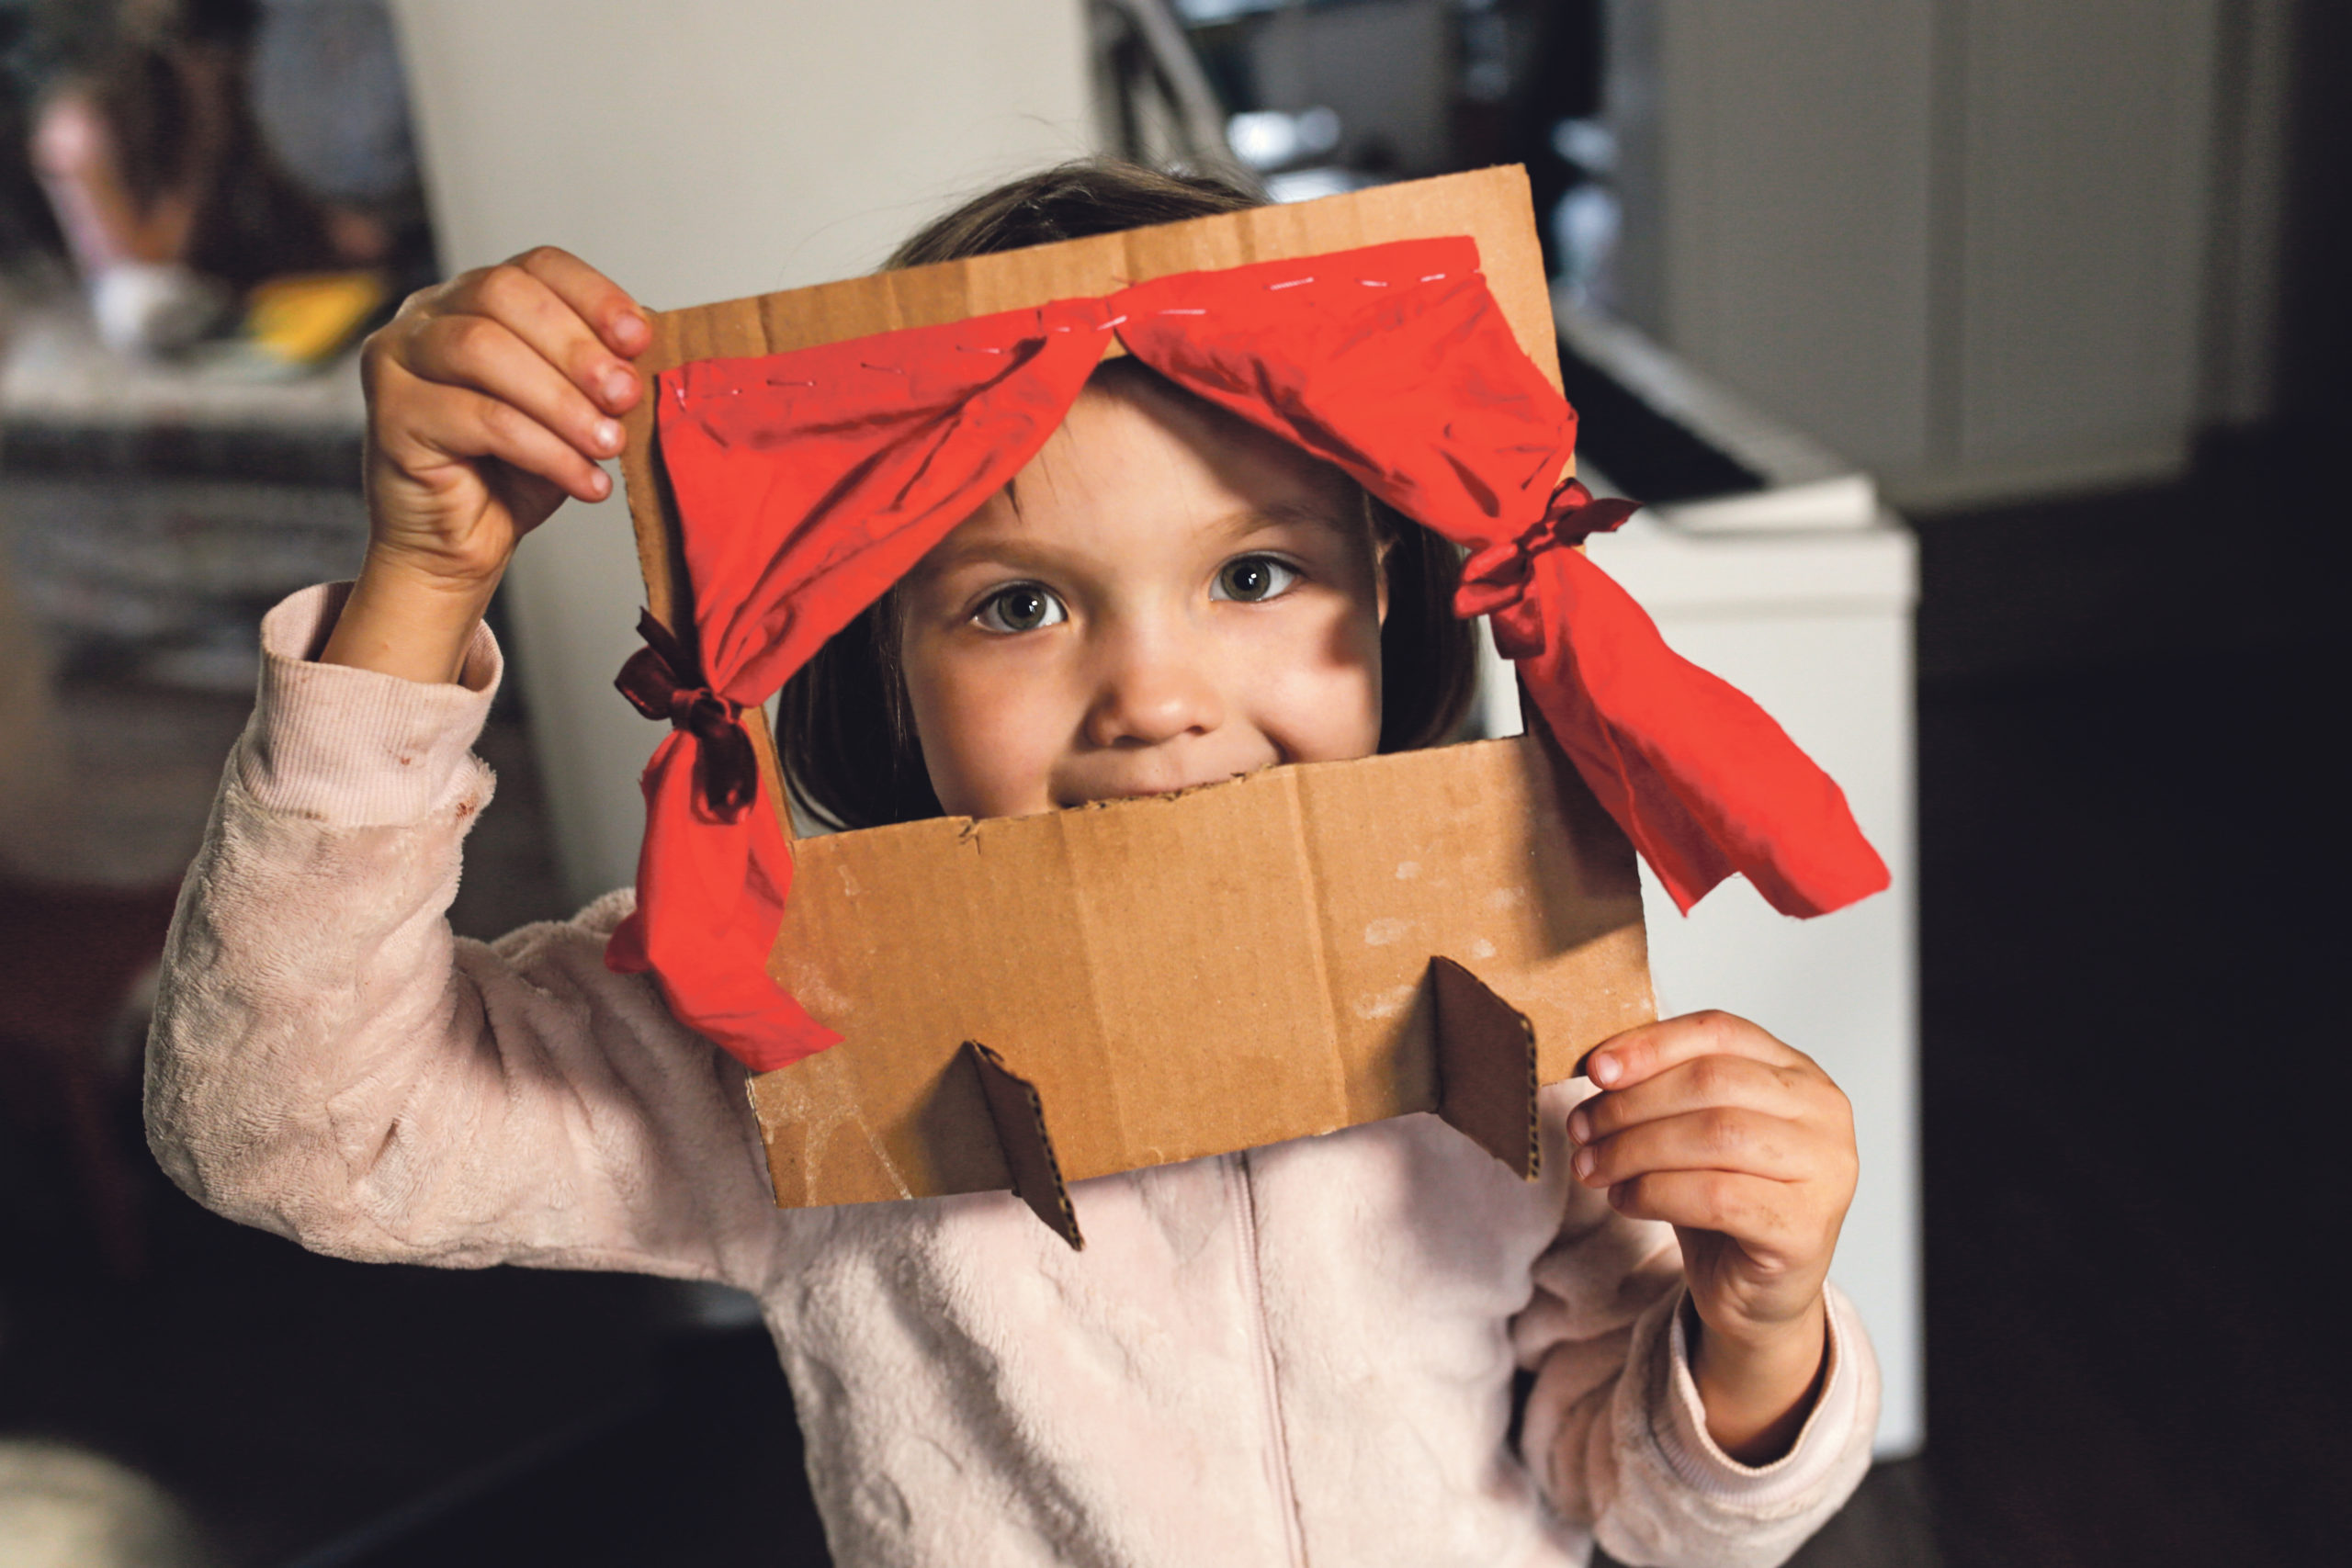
604, 303, 1111, 1067
610, 237, 1889, 1073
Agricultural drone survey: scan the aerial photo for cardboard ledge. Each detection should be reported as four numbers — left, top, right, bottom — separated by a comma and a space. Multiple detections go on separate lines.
972, 953, 1545, 1247
1430, 956, 1542, 1179
967, 1041, 1084, 1249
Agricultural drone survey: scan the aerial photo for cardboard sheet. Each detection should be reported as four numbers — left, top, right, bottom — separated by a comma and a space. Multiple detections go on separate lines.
616, 168, 1660, 1232
754, 730, 1651, 1216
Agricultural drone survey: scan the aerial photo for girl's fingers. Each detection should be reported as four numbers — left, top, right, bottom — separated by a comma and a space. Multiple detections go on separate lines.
1571, 1106, 1817, 1188
386, 371, 612, 505
508, 245, 650, 367
437, 259, 640, 420
1604, 1168, 1812, 1250
1581, 1010, 1811, 1093
1570, 1053, 1822, 1145
400, 312, 624, 471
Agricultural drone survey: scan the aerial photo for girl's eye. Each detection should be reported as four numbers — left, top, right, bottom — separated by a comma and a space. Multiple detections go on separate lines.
973, 583, 1067, 634
1213, 556, 1300, 604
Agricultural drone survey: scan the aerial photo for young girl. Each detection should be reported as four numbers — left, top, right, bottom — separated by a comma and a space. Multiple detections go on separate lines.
146, 164, 1876, 1566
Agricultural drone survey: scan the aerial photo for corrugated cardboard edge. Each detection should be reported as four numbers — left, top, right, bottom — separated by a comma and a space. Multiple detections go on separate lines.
1429, 956, 1542, 1179
967, 1041, 1083, 1249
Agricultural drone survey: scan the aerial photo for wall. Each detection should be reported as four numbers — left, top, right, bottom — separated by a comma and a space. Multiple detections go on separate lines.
1939, 0, 2220, 494
388, 0, 1097, 904
1607, 1, 1938, 484
1609, 0, 2265, 507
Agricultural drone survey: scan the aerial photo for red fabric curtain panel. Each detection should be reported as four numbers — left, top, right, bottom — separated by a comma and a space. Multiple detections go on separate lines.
609, 237, 1889, 1073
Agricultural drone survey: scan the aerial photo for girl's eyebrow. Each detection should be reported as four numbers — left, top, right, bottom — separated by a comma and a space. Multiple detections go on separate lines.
926, 499, 1354, 572
1214, 500, 1360, 542
908, 533, 1071, 581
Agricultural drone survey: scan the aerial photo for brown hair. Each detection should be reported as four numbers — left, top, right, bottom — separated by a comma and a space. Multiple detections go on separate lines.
777, 160, 1478, 830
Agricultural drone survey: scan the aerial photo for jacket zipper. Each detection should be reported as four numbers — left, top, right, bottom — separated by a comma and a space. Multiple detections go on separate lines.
1227, 1149, 1307, 1567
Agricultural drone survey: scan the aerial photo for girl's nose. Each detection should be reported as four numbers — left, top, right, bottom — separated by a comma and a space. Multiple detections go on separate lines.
1082, 630, 1227, 749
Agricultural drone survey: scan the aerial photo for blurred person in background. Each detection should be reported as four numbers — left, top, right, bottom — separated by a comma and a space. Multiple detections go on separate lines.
19, 0, 425, 358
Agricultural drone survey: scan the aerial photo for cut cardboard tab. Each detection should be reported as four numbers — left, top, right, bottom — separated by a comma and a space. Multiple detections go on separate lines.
966, 1041, 1082, 1249
1430, 957, 1541, 1179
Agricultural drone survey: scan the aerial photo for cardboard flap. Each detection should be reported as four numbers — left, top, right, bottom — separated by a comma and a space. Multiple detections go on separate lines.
967, 1041, 1083, 1249
1429, 956, 1542, 1179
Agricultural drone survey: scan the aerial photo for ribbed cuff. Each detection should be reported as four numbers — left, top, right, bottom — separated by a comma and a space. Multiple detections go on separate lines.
1651, 1282, 1871, 1506
237, 582, 504, 825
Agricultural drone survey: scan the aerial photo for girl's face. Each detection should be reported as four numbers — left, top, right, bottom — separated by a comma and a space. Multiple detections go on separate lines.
897, 365, 1389, 820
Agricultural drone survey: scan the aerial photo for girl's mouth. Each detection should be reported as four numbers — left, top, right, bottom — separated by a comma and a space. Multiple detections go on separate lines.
1059, 771, 1253, 808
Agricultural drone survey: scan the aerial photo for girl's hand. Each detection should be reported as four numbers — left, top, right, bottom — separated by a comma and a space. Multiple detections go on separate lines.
323, 248, 648, 682
1566, 1010, 1858, 1463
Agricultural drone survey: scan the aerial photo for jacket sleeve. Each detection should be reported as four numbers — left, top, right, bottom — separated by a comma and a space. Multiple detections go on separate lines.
143, 583, 785, 1290
1511, 1082, 1879, 1568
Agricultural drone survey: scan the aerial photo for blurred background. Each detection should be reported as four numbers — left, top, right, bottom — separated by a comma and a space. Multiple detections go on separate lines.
0, 2, 2337, 1564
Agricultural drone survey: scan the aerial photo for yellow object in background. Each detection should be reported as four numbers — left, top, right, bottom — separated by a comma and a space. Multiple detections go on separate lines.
241, 271, 390, 367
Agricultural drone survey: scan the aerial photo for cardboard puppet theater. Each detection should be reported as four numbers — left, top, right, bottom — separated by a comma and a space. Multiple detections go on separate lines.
604, 166, 1888, 1247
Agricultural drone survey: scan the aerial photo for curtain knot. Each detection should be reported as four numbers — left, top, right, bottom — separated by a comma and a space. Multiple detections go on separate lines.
1452, 478, 1640, 659
615, 610, 758, 821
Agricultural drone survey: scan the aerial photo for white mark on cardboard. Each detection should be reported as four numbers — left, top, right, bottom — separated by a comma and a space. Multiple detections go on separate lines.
760, 1055, 911, 1202
1363, 918, 1409, 947
1352, 984, 1418, 1021
785, 969, 856, 1031
1394, 861, 1421, 880
1487, 886, 1528, 910
1469, 937, 1498, 960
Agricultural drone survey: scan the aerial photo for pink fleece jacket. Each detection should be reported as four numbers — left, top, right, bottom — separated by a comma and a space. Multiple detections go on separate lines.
144, 585, 1878, 1567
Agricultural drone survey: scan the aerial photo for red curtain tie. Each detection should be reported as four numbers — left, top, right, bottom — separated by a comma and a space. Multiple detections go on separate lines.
614, 609, 758, 822
1453, 478, 1642, 659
